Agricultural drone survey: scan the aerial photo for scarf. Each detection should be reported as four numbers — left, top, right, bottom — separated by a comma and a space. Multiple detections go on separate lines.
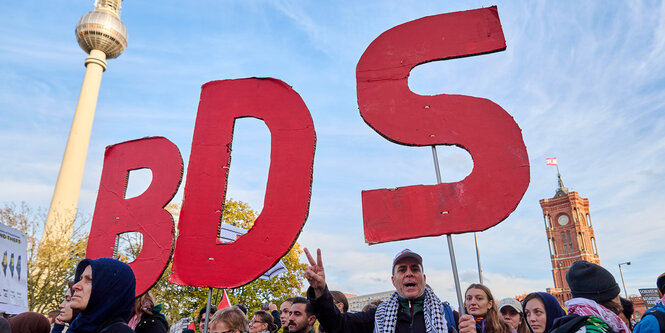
657, 294, 665, 305
374, 287, 447, 333
564, 298, 630, 333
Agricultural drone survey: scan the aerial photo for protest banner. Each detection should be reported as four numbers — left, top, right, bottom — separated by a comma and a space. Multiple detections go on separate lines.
639, 288, 661, 308
83, 7, 528, 315
0, 223, 28, 314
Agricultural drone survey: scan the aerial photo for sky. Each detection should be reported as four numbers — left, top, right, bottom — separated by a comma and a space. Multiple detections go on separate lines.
1, 1, 664, 309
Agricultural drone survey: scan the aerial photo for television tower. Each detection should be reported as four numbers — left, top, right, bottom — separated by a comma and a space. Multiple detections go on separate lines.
43, 0, 128, 243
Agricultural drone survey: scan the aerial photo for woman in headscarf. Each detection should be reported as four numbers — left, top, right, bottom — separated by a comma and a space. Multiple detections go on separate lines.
464, 284, 512, 332
522, 292, 566, 333
9, 312, 51, 333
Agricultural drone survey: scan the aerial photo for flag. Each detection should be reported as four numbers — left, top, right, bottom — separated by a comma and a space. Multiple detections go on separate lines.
259, 260, 287, 280
217, 289, 232, 309
219, 223, 289, 280
546, 158, 557, 166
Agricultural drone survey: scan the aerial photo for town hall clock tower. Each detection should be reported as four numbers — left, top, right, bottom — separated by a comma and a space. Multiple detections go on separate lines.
539, 172, 600, 304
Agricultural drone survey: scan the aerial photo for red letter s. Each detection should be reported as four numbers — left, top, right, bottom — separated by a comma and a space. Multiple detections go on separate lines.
357, 7, 530, 243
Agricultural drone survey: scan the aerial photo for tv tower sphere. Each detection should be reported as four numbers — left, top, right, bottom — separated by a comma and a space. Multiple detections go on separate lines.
75, 0, 128, 59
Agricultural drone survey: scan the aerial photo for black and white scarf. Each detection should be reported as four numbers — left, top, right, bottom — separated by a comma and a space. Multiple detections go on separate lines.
373, 287, 448, 333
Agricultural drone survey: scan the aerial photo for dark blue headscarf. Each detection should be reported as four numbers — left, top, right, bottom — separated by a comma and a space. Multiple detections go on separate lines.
68, 258, 136, 333
534, 292, 566, 333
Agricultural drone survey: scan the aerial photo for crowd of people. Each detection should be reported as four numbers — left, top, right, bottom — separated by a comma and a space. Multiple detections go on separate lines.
4, 249, 664, 333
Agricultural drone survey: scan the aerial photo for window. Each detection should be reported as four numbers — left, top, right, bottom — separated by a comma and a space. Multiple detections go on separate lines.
586, 213, 592, 227
549, 237, 556, 255
561, 232, 568, 254
566, 230, 573, 252
591, 237, 598, 255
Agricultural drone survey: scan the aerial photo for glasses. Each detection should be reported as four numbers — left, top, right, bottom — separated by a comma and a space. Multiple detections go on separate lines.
250, 319, 265, 325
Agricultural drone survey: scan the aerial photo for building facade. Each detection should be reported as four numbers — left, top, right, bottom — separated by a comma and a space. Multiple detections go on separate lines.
347, 290, 394, 312
540, 174, 600, 305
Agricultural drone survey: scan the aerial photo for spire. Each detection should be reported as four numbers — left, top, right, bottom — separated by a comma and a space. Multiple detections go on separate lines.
554, 166, 569, 197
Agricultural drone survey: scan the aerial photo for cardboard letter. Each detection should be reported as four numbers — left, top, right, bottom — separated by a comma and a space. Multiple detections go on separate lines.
171, 78, 315, 288
357, 7, 530, 243
86, 137, 183, 295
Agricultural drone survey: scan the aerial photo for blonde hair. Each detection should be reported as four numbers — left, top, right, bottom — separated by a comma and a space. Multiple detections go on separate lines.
211, 306, 249, 333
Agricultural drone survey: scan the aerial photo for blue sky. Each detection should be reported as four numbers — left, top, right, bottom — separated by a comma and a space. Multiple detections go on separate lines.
1, 1, 664, 308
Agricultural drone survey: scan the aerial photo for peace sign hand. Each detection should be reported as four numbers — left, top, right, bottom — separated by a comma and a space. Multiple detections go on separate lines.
304, 248, 326, 298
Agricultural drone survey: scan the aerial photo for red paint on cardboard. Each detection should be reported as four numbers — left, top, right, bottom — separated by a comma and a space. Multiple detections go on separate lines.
357, 7, 530, 243
170, 78, 315, 288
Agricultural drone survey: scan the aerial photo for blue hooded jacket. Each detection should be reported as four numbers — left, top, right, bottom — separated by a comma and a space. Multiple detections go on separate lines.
68, 258, 136, 333
633, 302, 665, 333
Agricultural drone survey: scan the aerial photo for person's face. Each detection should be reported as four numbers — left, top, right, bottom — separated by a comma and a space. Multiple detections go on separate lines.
210, 320, 238, 333
71, 265, 92, 311
200, 313, 211, 332
465, 288, 492, 317
288, 303, 315, 333
334, 301, 344, 313
391, 258, 426, 299
279, 301, 292, 326
500, 306, 521, 329
56, 289, 74, 323
524, 298, 547, 333
250, 315, 268, 333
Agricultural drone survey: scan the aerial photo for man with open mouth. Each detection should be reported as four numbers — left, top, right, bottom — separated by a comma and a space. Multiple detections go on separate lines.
304, 248, 476, 333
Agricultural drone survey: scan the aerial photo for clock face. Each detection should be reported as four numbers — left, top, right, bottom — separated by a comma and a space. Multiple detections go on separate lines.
558, 214, 569, 226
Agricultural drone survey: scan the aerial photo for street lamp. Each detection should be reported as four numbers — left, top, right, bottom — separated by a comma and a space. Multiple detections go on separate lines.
618, 261, 631, 298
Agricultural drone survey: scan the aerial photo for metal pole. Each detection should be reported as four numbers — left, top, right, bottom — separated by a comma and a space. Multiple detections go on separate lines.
431, 146, 465, 315
474, 232, 483, 284
618, 262, 630, 298
204, 287, 213, 333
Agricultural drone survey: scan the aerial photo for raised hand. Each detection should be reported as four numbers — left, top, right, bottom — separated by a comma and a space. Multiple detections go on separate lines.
304, 248, 326, 298
268, 302, 278, 312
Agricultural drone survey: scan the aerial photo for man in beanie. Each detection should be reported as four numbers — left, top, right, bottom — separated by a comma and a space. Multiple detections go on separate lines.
303, 248, 477, 333
633, 272, 665, 332
550, 260, 630, 333
68, 258, 136, 333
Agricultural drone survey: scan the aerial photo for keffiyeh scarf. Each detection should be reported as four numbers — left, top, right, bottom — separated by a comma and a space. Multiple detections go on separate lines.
374, 287, 448, 333
565, 298, 630, 333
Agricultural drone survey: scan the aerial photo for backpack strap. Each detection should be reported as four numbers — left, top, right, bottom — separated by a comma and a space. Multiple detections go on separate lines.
442, 301, 457, 332
550, 315, 590, 333
643, 310, 665, 332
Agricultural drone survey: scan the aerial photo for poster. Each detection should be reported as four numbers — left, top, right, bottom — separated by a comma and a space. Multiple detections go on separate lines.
639, 288, 661, 309
0, 223, 28, 314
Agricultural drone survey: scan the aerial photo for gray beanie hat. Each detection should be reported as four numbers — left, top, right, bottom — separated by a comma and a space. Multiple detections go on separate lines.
566, 260, 620, 302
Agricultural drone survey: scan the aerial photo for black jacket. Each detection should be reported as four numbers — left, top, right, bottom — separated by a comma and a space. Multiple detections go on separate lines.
308, 287, 426, 333
94, 317, 134, 333
135, 313, 169, 333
